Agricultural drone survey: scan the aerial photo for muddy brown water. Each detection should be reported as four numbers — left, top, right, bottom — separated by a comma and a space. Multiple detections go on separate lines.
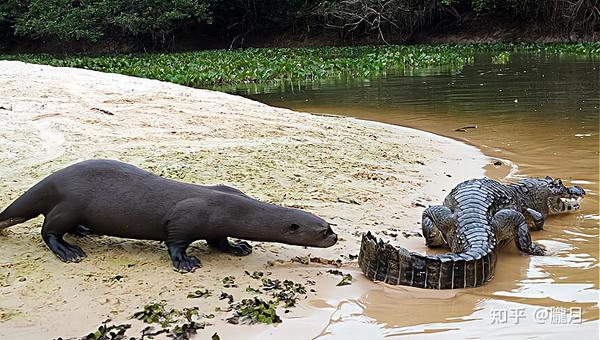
232, 52, 599, 338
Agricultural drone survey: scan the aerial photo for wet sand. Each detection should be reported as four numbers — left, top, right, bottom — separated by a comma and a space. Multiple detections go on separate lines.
0, 61, 487, 339
249, 57, 599, 338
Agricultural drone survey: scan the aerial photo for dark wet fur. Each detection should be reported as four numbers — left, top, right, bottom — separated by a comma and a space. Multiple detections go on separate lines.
0, 160, 337, 272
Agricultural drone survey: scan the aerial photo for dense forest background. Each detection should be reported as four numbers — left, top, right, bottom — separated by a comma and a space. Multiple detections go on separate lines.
1, 0, 598, 53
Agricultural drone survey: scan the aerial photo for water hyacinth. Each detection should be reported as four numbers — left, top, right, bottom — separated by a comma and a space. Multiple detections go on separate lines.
3, 43, 598, 89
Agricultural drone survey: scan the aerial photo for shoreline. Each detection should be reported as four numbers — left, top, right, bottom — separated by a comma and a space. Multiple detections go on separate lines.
0, 61, 487, 339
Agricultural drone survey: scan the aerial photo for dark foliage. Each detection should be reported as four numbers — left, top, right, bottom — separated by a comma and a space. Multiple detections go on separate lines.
0, 0, 597, 52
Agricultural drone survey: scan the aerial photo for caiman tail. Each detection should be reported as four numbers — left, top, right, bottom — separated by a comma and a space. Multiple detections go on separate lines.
358, 232, 497, 289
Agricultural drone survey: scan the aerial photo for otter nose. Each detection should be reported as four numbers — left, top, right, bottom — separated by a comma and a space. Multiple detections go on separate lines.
326, 225, 335, 235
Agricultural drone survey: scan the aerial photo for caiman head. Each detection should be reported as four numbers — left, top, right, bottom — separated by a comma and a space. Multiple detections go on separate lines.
518, 177, 585, 216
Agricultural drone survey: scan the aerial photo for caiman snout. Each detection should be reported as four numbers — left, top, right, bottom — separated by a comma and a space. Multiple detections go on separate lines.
557, 185, 585, 213
569, 186, 585, 197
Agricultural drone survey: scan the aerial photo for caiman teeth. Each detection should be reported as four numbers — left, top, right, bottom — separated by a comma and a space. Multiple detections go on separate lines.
560, 197, 582, 203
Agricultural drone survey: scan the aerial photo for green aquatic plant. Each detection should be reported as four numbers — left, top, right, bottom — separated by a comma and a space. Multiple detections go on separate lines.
245, 286, 262, 294
245, 270, 268, 279
327, 269, 353, 286
186, 288, 212, 298
227, 297, 282, 325
261, 278, 307, 307
79, 320, 131, 340
222, 275, 237, 288
129, 302, 208, 339
3, 43, 598, 89
131, 302, 179, 328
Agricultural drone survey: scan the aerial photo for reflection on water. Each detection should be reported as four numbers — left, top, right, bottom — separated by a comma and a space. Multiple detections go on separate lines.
232, 52, 599, 337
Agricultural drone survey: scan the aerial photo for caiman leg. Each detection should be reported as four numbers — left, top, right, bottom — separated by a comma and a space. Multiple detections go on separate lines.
525, 208, 544, 231
421, 205, 455, 248
492, 209, 546, 255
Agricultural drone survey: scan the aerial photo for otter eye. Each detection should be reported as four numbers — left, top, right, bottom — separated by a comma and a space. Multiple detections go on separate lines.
290, 224, 300, 231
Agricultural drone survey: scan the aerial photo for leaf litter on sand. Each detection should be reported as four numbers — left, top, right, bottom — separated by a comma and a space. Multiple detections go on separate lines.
327, 269, 353, 286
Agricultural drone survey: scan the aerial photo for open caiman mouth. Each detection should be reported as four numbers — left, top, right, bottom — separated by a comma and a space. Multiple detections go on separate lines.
554, 185, 585, 213
557, 196, 583, 211
559, 197, 583, 204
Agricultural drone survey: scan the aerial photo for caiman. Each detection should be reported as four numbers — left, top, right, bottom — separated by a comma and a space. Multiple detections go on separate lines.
358, 177, 585, 289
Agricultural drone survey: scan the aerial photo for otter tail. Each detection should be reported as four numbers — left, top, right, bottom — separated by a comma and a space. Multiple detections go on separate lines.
0, 183, 49, 230
358, 232, 497, 289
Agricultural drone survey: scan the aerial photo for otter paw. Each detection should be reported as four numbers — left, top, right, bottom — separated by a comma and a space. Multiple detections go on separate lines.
52, 243, 87, 263
229, 240, 252, 256
172, 255, 202, 273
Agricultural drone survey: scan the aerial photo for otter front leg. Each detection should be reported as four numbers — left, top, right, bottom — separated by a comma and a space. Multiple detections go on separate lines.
492, 209, 545, 255
422, 205, 455, 248
208, 237, 252, 256
164, 198, 206, 272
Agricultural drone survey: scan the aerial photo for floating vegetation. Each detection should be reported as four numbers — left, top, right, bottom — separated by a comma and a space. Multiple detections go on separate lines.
327, 269, 353, 286
337, 274, 353, 286
4, 43, 598, 89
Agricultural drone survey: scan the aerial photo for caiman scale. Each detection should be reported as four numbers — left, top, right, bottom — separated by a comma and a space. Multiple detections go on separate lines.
358, 177, 585, 289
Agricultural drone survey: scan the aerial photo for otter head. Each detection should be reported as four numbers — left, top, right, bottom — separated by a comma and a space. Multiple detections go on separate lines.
521, 177, 585, 216
277, 208, 338, 248
217, 192, 338, 248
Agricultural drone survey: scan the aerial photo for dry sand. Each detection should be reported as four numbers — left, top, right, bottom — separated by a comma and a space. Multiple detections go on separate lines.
0, 61, 487, 339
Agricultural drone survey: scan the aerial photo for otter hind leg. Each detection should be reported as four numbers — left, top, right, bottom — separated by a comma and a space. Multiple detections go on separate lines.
41, 205, 87, 263
166, 240, 202, 273
208, 237, 252, 256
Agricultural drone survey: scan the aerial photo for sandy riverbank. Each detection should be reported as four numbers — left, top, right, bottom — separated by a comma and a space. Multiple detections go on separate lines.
0, 61, 487, 339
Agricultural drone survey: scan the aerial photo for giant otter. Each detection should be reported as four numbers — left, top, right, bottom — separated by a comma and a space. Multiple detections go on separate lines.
0, 160, 337, 272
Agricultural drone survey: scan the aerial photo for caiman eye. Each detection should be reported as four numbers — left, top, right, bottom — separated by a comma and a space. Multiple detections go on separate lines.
290, 224, 300, 231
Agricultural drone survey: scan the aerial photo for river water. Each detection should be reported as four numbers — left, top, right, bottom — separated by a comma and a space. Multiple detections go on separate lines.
232, 52, 599, 338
